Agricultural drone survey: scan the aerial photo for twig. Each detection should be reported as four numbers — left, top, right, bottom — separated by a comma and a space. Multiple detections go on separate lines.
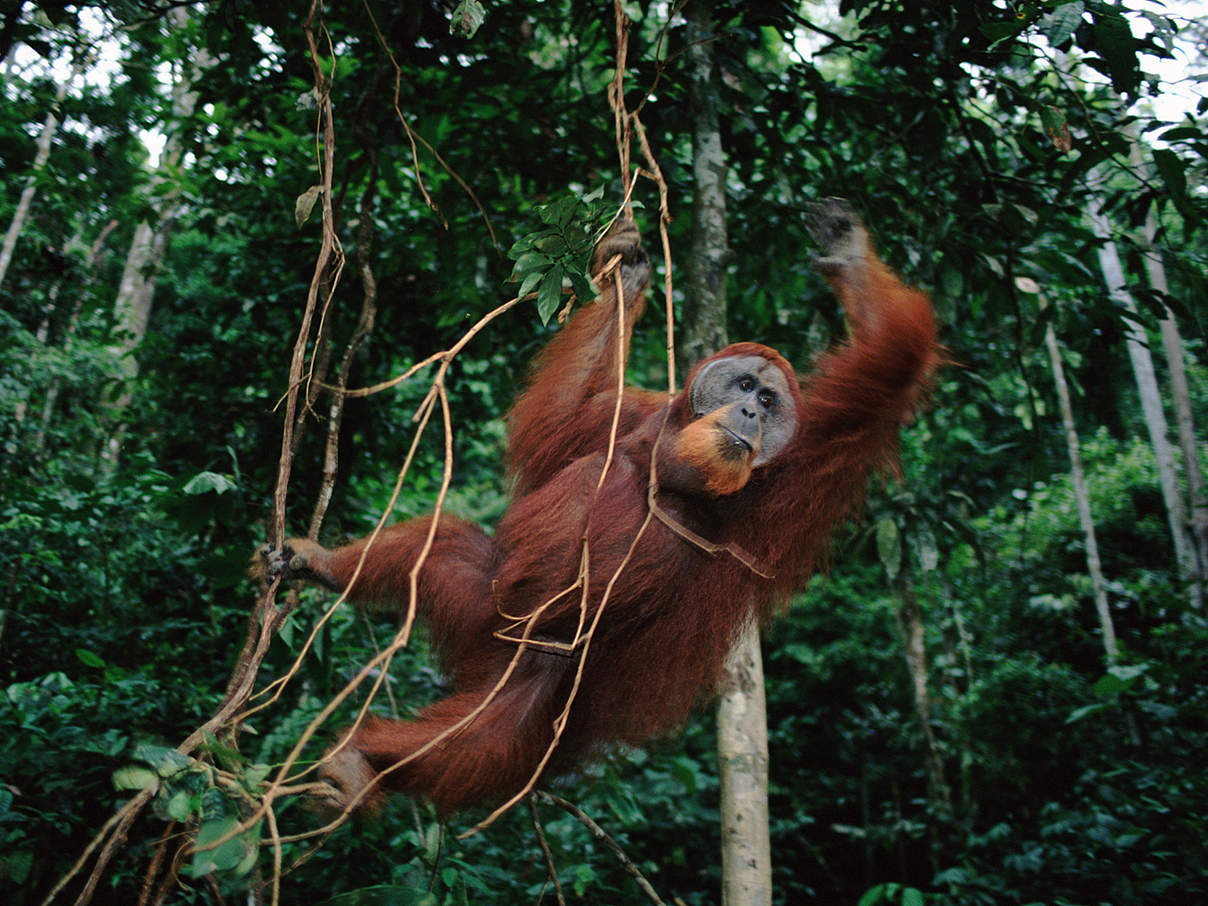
612, 0, 633, 202
276, 5, 343, 548
265, 802, 284, 906
533, 791, 667, 906
631, 116, 676, 394
361, 0, 498, 249
39, 786, 154, 906
135, 821, 176, 906
308, 140, 380, 538
529, 797, 566, 906
608, 0, 677, 394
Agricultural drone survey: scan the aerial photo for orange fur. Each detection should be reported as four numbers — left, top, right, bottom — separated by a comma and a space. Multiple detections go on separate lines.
673, 411, 754, 496
276, 209, 940, 817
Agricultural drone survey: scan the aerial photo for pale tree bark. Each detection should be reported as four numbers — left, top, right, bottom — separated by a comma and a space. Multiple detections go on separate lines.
102, 203, 174, 470
887, 532, 951, 815
1088, 197, 1200, 608
682, 3, 773, 903
0, 52, 85, 289
716, 622, 772, 905
102, 9, 215, 471
1142, 210, 1208, 593
1019, 278, 1119, 660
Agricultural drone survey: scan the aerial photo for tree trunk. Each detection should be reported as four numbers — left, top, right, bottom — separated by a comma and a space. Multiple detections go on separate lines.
680, 0, 730, 374
1088, 197, 1198, 607
891, 550, 951, 815
1142, 209, 1208, 602
682, 3, 773, 903
717, 622, 772, 906
102, 221, 167, 467
0, 54, 83, 289
102, 10, 214, 471
1025, 280, 1119, 660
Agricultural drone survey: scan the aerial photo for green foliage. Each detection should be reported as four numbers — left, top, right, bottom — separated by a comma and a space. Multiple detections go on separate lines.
449, 0, 487, 39
859, 883, 926, 906
1, 0, 1206, 903
506, 186, 614, 324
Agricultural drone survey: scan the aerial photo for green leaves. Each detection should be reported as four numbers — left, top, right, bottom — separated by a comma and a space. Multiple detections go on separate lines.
182, 470, 238, 495
1039, 2, 1085, 46
1040, 105, 1072, 153
111, 743, 192, 792
112, 765, 159, 792
449, 1, 486, 38
109, 741, 270, 883
191, 815, 261, 879
132, 742, 195, 777
1152, 148, 1197, 227
1093, 662, 1148, 696
1085, 1, 1145, 96
506, 189, 613, 325
294, 184, 322, 227
74, 647, 106, 668
858, 882, 926, 906
2, 0, 1204, 903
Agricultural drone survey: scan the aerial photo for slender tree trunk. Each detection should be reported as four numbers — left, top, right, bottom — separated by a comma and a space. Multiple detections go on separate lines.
891, 550, 951, 815
0, 54, 84, 288
1088, 197, 1199, 607
682, 4, 772, 903
943, 571, 974, 684
717, 622, 772, 905
1024, 280, 1119, 660
680, 0, 730, 372
1143, 210, 1208, 598
937, 566, 975, 820
102, 11, 214, 472
102, 221, 172, 469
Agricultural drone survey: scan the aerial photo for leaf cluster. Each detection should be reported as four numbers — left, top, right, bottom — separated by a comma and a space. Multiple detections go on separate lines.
506, 186, 614, 324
